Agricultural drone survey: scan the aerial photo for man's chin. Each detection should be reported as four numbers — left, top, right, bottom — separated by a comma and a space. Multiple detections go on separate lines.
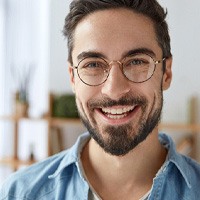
86, 123, 148, 156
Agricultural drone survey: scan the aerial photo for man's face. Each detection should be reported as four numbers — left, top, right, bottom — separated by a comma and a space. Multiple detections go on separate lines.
69, 8, 172, 156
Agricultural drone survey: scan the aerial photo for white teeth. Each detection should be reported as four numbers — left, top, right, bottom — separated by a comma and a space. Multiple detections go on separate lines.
107, 113, 128, 119
102, 106, 134, 115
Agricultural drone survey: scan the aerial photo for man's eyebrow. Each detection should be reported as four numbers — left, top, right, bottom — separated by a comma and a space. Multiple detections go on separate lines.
76, 48, 156, 62
122, 48, 156, 58
77, 51, 106, 61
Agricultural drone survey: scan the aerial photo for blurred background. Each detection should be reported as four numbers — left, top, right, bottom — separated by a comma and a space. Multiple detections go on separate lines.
0, 0, 200, 185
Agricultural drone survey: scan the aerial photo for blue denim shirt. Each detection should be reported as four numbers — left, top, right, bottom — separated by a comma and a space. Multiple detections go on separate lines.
1, 132, 200, 200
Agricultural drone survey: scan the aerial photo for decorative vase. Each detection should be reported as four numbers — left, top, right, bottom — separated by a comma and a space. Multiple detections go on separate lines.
15, 101, 29, 117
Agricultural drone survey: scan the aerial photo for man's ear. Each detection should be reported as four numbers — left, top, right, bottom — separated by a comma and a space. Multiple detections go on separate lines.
162, 56, 172, 91
68, 62, 75, 93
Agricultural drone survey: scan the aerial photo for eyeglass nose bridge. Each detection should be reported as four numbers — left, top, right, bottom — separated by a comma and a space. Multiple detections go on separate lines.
107, 60, 124, 73
103, 60, 124, 81
108, 60, 123, 67
104, 60, 126, 80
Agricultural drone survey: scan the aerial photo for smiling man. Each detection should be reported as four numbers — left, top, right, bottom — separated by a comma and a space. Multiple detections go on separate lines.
1, 0, 200, 200
70, 8, 167, 160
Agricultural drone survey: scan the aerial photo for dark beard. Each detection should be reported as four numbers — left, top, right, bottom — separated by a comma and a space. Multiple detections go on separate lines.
78, 93, 163, 156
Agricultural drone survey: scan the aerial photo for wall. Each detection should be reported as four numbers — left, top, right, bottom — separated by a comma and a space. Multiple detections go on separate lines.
49, 0, 71, 94
159, 0, 200, 123
0, 1, 5, 115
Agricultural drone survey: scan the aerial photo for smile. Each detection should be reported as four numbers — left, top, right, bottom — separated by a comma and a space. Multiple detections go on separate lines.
100, 106, 136, 120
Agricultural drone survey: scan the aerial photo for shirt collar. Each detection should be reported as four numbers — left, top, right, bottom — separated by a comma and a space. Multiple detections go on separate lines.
48, 132, 192, 188
159, 133, 192, 188
48, 132, 90, 179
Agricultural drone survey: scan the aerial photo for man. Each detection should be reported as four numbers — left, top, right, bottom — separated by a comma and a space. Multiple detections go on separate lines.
1, 0, 200, 199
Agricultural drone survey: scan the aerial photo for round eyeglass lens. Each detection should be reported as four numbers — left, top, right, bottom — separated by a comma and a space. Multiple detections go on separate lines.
77, 57, 109, 86
123, 54, 155, 83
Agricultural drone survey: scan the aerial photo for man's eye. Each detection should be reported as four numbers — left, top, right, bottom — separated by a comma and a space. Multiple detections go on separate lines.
84, 61, 105, 69
130, 59, 146, 65
87, 62, 100, 68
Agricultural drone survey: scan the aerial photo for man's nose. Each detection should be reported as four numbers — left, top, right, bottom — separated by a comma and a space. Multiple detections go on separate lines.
101, 62, 131, 99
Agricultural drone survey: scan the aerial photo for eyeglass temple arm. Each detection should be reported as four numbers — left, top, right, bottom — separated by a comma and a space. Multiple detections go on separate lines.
155, 57, 166, 64
69, 65, 78, 69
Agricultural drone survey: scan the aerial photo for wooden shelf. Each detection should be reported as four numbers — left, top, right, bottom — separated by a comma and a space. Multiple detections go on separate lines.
49, 117, 81, 126
0, 157, 36, 169
0, 115, 80, 124
159, 123, 200, 132
0, 115, 81, 169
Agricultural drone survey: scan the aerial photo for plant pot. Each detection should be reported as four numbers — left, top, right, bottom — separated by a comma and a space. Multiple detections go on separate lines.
15, 102, 29, 117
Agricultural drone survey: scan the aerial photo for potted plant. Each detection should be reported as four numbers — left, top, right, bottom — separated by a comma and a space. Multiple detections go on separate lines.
12, 63, 34, 117
15, 90, 29, 117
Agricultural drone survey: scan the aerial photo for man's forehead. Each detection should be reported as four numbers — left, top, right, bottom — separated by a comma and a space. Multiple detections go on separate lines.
75, 8, 154, 30
72, 8, 161, 61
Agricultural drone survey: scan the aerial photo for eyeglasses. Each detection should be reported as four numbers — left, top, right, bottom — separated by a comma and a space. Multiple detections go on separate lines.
72, 53, 165, 86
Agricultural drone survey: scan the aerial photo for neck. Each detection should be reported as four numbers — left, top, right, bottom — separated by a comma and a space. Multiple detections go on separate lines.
81, 129, 167, 200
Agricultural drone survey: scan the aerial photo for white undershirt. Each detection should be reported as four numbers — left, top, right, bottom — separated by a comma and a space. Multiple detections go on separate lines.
88, 187, 150, 200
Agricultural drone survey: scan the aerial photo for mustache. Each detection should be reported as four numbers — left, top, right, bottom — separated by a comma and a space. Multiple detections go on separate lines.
88, 94, 148, 109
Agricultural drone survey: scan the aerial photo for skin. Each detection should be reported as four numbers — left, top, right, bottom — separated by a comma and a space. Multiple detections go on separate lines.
69, 8, 172, 200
